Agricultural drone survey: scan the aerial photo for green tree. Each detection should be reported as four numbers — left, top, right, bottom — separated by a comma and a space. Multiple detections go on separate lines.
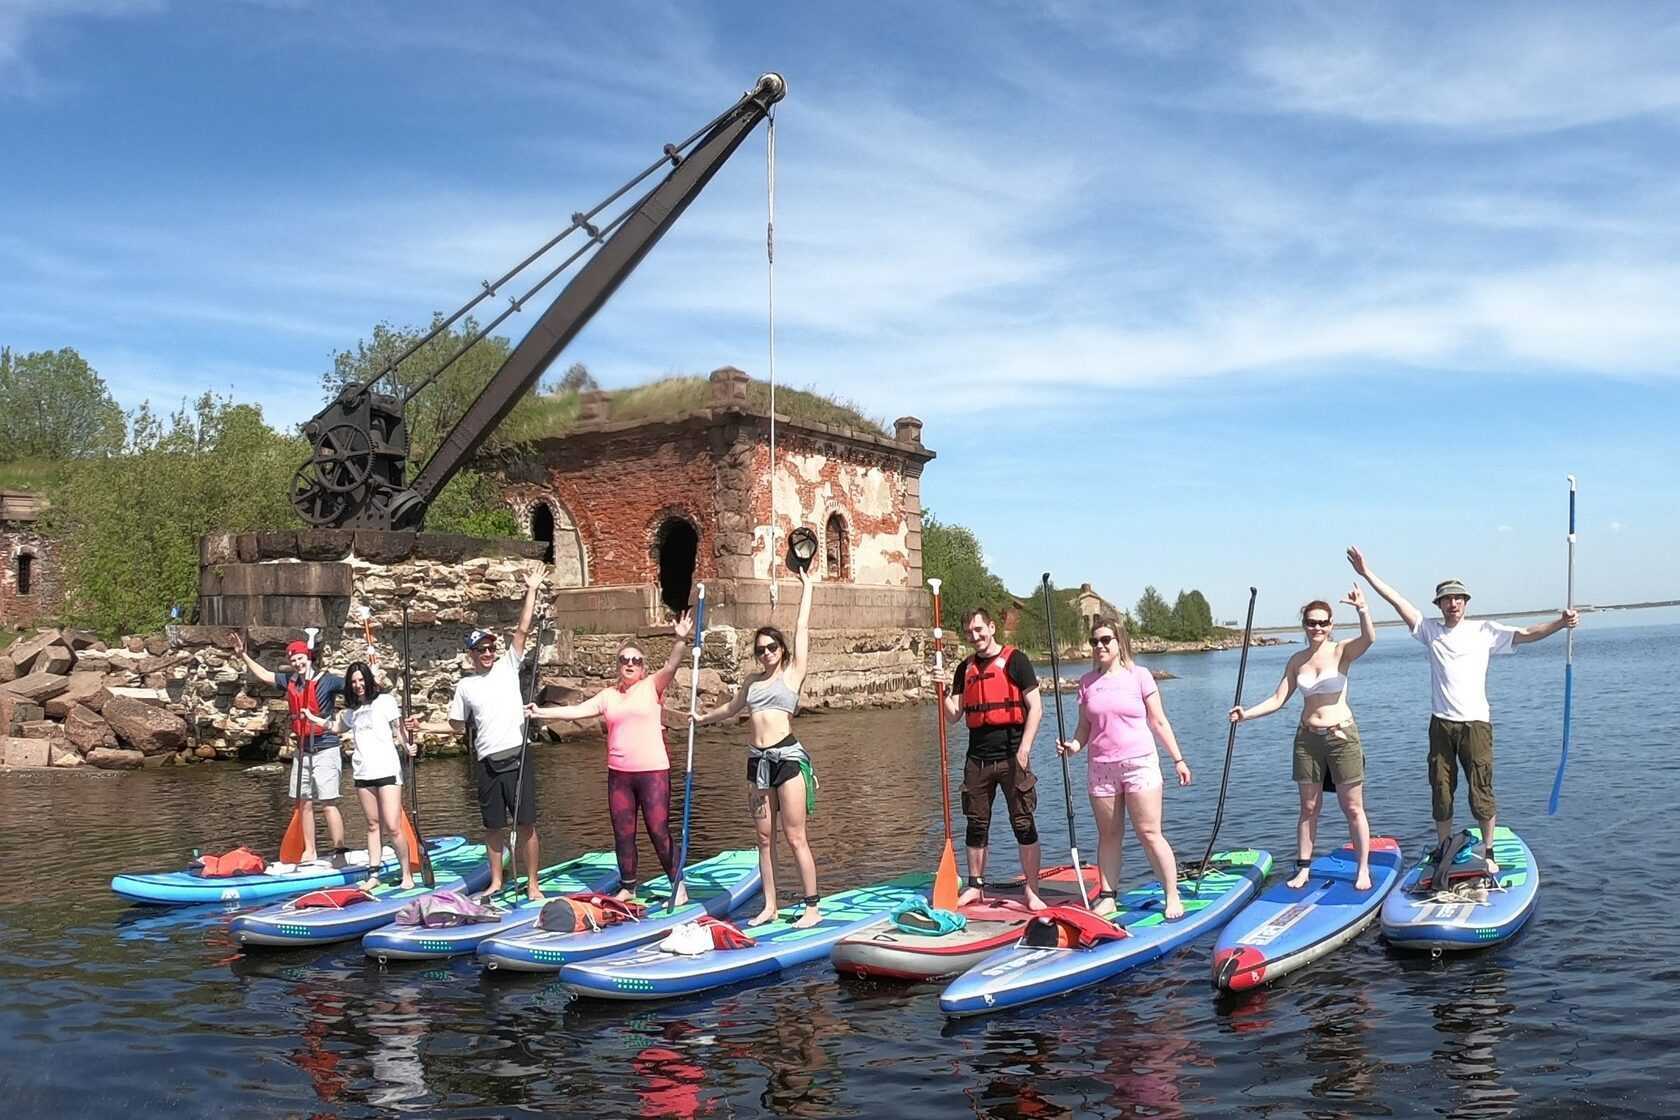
1135, 585, 1171, 636
557, 361, 599, 393
57, 393, 306, 635
0, 346, 125, 460
921, 512, 1009, 634
1014, 582, 1087, 655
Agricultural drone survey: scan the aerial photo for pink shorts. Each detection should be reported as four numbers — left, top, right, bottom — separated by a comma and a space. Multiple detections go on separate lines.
1088, 752, 1162, 798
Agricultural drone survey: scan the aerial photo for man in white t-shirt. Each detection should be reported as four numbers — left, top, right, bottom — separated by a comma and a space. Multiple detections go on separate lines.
1348, 547, 1577, 866
448, 561, 547, 901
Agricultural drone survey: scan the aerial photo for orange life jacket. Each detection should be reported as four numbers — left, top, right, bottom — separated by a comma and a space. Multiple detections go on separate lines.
286, 674, 323, 749
197, 847, 268, 877
962, 646, 1027, 730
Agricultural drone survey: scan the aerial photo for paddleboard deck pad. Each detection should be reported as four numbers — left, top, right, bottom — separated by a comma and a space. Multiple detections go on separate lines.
939, 849, 1271, 1018
1213, 837, 1402, 990
1381, 827, 1537, 951
475, 849, 762, 972
231, 840, 497, 947
562, 872, 932, 1000
361, 849, 624, 961
831, 864, 1101, 981
110, 836, 469, 908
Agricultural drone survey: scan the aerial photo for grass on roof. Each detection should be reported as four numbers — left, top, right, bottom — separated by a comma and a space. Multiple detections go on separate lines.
0, 458, 67, 496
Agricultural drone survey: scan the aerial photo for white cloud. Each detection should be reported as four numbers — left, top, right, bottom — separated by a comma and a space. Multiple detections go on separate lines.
1609, 520, 1625, 533
1497, 525, 1513, 533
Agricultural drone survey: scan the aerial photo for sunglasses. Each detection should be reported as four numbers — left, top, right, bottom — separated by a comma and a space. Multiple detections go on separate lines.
1091, 635, 1116, 647
1303, 618, 1332, 629
754, 642, 781, 656
473, 640, 499, 651
618, 655, 645, 667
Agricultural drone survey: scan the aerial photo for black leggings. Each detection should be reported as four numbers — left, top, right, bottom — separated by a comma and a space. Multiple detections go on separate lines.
607, 768, 676, 886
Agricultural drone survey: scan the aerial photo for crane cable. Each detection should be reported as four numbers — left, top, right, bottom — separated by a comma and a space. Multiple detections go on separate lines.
766, 108, 780, 607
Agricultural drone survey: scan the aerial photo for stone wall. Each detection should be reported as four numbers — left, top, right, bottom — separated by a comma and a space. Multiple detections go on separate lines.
0, 526, 61, 630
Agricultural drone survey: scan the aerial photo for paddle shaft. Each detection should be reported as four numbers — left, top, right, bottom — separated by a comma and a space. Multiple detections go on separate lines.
399, 598, 435, 886
1191, 587, 1257, 894
671, 584, 707, 911
1040, 574, 1092, 908
928, 579, 954, 845
1548, 475, 1577, 816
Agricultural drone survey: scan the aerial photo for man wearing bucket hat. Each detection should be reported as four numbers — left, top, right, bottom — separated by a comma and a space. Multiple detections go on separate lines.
231, 630, 348, 862
1346, 547, 1577, 867
448, 560, 548, 901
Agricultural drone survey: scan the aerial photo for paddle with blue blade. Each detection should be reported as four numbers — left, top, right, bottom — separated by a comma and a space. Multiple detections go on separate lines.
1548, 474, 1578, 816
670, 583, 707, 912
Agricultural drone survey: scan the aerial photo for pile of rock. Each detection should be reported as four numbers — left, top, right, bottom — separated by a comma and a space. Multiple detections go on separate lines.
1, 628, 194, 770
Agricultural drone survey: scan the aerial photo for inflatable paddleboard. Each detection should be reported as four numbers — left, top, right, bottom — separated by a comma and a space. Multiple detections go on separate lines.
1213, 837, 1402, 990
110, 836, 468, 907
562, 873, 931, 1000
940, 849, 1271, 1018
361, 848, 627, 961
231, 841, 498, 947
1381, 827, 1537, 951
475, 849, 762, 971
831, 864, 1100, 982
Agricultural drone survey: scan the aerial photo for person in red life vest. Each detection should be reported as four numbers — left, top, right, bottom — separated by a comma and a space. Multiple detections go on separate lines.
941, 607, 1046, 909
231, 630, 347, 863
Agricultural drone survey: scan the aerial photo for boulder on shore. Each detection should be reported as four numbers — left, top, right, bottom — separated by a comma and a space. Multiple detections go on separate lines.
103, 696, 190, 755
44, 672, 106, 719
87, 747, 145, 770
1, 736, 53, 768
1, 671, 71, 704
65, 705, 118, 752
5, 629, 64, 675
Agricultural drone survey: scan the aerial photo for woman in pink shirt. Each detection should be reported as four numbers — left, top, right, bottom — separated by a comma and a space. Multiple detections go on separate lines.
528, 611, 695, 904
1058, 616, 1193, 918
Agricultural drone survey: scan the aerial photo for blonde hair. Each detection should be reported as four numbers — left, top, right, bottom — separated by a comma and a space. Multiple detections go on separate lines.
1089, 615, 1134, 667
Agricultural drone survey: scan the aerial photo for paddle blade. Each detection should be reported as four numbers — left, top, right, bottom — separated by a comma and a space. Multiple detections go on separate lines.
933, 840, 960, 910
278, 806, 305, 864
399, 811, 423, 870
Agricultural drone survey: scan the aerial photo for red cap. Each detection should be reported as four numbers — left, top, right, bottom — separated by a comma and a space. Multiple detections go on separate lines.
285, 640, 311, 657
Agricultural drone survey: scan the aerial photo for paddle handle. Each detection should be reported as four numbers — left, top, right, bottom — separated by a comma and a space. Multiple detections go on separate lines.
1550, 475, 1577, 815
928, 579, 954, 847
672, 584, 706, 908
1041, 573, 1091, 908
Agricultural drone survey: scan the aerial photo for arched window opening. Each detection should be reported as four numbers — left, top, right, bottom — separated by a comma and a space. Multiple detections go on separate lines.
17, 553, 33, 596
530, 503, 556, 565
825, 512, 849, 582
654, 517, 699, 614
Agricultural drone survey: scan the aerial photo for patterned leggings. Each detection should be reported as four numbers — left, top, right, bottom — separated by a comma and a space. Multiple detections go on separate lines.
607, 768, 676, 886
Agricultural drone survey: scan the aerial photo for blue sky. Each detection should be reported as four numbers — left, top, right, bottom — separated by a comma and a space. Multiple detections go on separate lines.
3, 1, 1676, 625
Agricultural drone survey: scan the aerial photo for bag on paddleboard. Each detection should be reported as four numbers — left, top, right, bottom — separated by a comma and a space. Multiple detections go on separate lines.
194, 847, 267, 877
536, 893, 645, 933
1020, 906, 1130, 950
891, 899, 966, 936
393, 889, 500, 928
659, 917, 755, 955
293, 886, 375, 910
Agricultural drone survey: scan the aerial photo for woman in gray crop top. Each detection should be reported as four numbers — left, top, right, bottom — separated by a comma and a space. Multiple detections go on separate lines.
695, 565, 822, 927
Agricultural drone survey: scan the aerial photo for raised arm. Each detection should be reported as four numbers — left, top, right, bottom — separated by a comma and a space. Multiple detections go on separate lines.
228, 630, 278, 689
1231, 654, 1299, 723
1337, 585, 1377, 664
786, 567, 815, 686
651, 611, 694, 694
510, 560, 545, 660
527, 690, 607, 723
1346, 546, 1422, 632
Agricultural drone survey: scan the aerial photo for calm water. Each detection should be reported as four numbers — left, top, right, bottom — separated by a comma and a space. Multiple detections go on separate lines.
3, 620, 1677, 1118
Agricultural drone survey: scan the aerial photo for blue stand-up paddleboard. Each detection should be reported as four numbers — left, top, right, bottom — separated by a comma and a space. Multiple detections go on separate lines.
940, 849, 1271, 1018
476, 849, 762, 972
1213, 837, 1402, 991
231, 841, 500, 947
361, 849, 625, 962
561, 873, 931, 1000
111, 836, 469, 908
1381, 827, 1538, 951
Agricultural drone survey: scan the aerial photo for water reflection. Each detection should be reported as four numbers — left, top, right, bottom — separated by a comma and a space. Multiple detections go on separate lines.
1426, 960, 1518, 1118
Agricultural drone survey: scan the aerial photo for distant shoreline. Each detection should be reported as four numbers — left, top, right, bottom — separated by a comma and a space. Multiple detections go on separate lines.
1250, 599, 1679, 635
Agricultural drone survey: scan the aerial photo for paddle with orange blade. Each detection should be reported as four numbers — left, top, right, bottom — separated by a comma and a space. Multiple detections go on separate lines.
927, 578, 961, 911
398, 596, 435, 886
358, 604, 426, 880
278, 626, 321, 865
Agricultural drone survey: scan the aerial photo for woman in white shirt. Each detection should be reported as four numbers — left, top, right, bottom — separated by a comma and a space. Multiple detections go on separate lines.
305, 661, 416, 889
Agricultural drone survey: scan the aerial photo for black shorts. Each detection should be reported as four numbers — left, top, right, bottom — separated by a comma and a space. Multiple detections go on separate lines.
476, 750, 537, 829
745, 755, 806, 788
354, 775, 398, 790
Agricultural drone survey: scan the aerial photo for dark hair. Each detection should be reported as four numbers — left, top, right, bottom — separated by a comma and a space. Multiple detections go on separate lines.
343, 661, 381, 709
753, 625, 790, 670
1300, 600, 1334, 625
963, 608, 994, 627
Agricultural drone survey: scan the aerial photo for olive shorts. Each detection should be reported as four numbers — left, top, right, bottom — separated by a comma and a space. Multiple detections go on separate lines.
1427, 716, 1496, 822
1292, 720, 1365, 788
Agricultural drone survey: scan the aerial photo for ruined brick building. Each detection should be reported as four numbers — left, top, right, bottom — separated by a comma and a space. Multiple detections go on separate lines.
0, 491, 59, 630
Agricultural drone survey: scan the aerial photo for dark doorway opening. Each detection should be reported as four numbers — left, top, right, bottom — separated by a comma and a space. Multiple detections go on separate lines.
825, 513, 848, 581
654, 518, 699, 614
17, 553, 33, 596
531, 504, 556, 565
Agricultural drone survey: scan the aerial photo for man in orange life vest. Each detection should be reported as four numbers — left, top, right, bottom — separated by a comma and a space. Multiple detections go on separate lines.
941, 607, 1046, 909
232, 631, 347, 863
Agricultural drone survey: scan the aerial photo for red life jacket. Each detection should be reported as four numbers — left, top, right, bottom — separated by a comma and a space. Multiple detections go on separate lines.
962, 646, 1027, 730
287, 674, 323, 749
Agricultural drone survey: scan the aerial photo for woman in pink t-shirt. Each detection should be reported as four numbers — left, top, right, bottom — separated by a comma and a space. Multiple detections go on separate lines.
527, 611, 695, 904
1057, 616, 1193, 918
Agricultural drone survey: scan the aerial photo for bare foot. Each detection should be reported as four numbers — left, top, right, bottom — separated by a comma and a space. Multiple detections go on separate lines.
1092, 895, 1117, 918
792, 904, 822, 929
301, 851, 319, 866
1354, 868, 1372, 891
1162, 894, 1185, 920
612, 886, 636, 902
746, 905, 780, 927
398, 878, 415, 891
957, 885, 983, 907
359, 876, 381, 891
1023, 887, 1048, 912
526, 887, 547, 903
1286, 867, 1311, 890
